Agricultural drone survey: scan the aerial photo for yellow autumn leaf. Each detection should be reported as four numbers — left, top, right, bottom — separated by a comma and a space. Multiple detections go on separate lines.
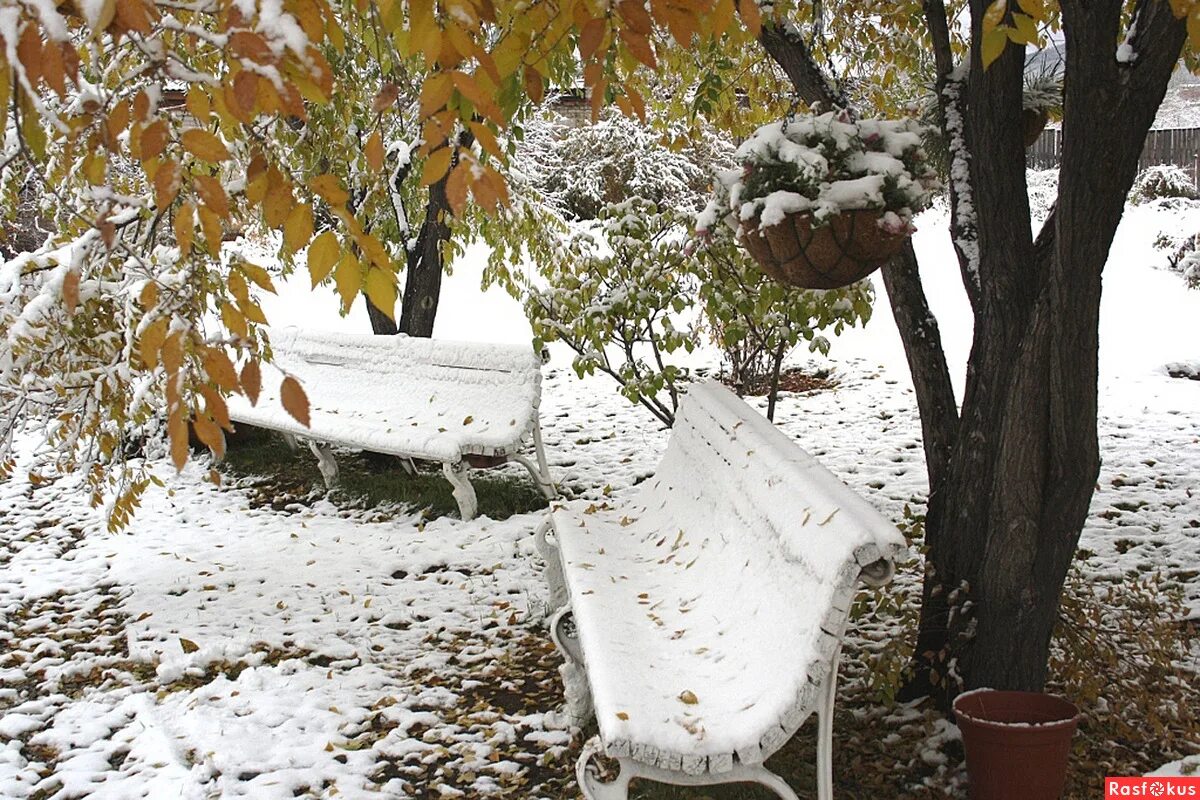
181, 129, 231, 162
139, 282, 158, 310
281, 376, 311, 427
1008, 12, 1038, 44
174, 201, 195, 254
240, 359, 262, 405
982, 0, 1008, 33
186, 86, 211, 123
310, 173, 350, 206
446, 160, 470, 216
139, 317, 168, 368
334, 253, 361, 312
168, 407, 189, 471
419, 73, 454, 119
1015, 0, 1045, 20
221, 302, 248, 339
308, 231, 339, 287
421, 147, 453, 185
192, 414, 226, 458
981, 26, 1009, 68
365, 129, 385, 172
468, 121, 502, 160
737, 0, 761, 37
364, 267, 397, 319
284, 203, 314, 254
203, 347, 240, 392
62, 270, 80, 315
153, 160, 180, 210
241, 262, 277, 293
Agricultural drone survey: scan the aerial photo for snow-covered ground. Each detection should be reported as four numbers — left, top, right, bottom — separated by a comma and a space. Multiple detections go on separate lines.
2, 199, 1199, 798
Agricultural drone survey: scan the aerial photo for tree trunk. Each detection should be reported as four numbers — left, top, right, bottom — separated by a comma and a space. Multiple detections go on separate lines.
366, 296, 398, 335
398, 174, 450, 337
398, 131, 474, 337
766, 341, 786, 422
908, 0, 1187, 705
758, 3, 1187, 707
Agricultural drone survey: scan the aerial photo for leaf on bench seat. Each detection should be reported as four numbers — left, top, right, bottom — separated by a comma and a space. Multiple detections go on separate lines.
678, 690, 699, 705
616, 712, 629, 721
463, 415, 473, 425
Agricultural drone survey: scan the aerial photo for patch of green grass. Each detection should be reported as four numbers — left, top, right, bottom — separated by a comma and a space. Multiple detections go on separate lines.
219, 428, 548, 521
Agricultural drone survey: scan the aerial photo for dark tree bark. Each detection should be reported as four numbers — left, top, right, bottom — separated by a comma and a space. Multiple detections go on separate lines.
397, 131, 475, 337
758, 3, 1187, 707
365, 296, 398, 335
397, 172, 451, 337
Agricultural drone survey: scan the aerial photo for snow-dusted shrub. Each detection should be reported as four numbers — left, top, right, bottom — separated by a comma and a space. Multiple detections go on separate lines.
694, 221, 873, 417
1051, 566, 1199, 757
523, 201, 697, 427
516, 112, 725, 220
522, 199, 872, 426
1129, 165, 1199, 204
700, 111, 939, 236
1180, 250, 1200, 289
1026, 168, 1059, 225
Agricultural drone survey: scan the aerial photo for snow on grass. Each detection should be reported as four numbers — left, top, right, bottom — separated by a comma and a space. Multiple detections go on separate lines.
1, 195, 1199, 797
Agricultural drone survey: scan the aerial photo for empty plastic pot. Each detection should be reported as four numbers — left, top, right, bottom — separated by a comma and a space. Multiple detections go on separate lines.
954, 689, 1081, 800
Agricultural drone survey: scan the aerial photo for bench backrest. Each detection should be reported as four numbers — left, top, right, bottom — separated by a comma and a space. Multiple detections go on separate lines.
652, 381, 904, 587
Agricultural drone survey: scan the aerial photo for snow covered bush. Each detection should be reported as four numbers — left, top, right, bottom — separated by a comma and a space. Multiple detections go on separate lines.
1129, 165, 1199, 204
514, 112, 727, 220
1026, 169, 1060, 226
1180, 250, 1200, 290
700, 111, 939, 237
523, 201, 697, 427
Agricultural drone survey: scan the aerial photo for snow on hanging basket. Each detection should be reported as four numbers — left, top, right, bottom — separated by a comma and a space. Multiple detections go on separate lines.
698, 110, 939, 290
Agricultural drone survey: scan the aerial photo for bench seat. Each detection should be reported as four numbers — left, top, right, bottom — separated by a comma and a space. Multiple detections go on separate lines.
538, 381, 905, 798
227, 328, 554, 518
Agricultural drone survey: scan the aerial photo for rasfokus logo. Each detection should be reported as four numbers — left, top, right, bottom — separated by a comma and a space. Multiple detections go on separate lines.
1106, 777, 1200, 797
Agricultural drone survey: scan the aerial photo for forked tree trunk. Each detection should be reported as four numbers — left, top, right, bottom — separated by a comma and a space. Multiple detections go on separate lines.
397, 168, 450, 337
759, 0, 1187, 707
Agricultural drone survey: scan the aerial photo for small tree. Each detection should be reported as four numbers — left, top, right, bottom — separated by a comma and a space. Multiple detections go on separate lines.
520, 198, 871, 426
693, 223, 873, 420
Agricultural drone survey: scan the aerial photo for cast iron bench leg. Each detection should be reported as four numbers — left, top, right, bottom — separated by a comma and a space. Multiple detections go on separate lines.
442, 461, 478, 520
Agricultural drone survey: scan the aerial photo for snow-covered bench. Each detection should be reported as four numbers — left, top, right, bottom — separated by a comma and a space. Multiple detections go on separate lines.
536, 381, 905, 800
226, 328, 555, 520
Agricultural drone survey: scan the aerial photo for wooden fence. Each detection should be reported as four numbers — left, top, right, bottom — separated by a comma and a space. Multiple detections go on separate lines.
1028, 127, 1200, 185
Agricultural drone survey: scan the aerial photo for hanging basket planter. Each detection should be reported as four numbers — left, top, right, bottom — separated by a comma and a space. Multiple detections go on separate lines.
741, 209, 910, 290
697, 110, 939, 291
1023, 108, 1050, 148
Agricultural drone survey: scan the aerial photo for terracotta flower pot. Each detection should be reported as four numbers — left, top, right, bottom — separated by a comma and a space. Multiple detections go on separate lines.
741, 209, 908, 290
954, 690, 1082, 800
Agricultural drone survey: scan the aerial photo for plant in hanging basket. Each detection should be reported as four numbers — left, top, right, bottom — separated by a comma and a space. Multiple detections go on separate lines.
697, 110, 939, 290
1022, 65, 1063, 148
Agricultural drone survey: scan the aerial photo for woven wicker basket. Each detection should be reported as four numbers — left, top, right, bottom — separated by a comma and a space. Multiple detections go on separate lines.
741, 209, 908, 290
1023, 108, 1050, 148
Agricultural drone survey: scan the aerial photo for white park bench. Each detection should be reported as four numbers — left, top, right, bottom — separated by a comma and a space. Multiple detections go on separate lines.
226, 328, 555, 520
535, 381, 906, 800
